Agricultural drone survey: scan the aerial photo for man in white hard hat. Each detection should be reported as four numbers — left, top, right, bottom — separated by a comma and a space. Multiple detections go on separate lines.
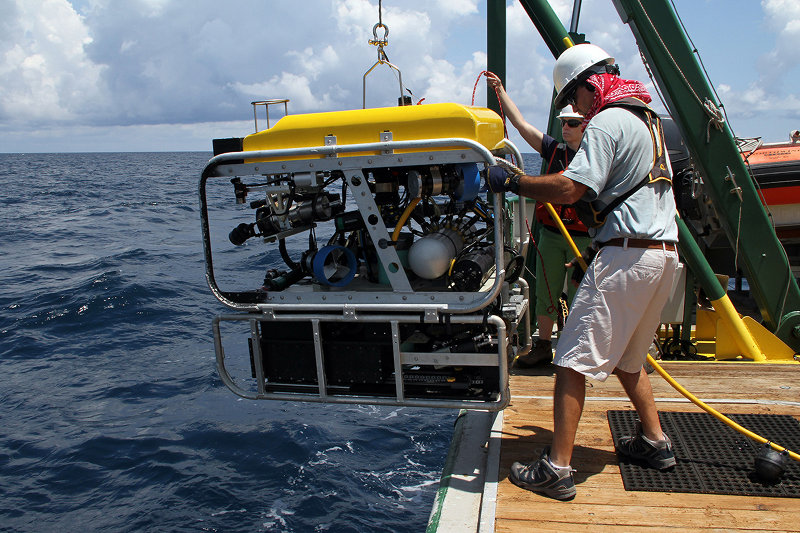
488, 43, 680, 500
486, 72, 592, 367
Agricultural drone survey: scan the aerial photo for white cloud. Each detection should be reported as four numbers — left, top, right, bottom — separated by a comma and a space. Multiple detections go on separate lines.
413, 52, 488, 105
759, 0, 800, 92
231, 72, 344, 112
434, 0, 478, 17
0, 0, 104, 124
1, 0, 798, 151
287, 46, 341, 80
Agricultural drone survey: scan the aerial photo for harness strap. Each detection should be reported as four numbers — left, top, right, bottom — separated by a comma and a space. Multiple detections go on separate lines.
581, 98, 671, 226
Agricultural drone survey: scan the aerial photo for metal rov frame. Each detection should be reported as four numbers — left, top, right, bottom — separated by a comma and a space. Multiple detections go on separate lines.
200, 135, 531, 411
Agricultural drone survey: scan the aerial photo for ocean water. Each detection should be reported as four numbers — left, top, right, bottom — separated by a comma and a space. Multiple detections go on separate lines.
0, 152, 475, 532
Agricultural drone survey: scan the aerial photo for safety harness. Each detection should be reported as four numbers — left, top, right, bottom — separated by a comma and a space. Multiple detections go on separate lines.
573, 97, 672, 228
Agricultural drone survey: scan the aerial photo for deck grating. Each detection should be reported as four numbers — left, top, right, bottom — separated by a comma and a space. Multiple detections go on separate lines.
608, 410, 800, 497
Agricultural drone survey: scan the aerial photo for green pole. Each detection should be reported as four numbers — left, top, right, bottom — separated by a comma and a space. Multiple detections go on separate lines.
486, 0, 506, 115
676, 217, 725, 302
676, 216, 764, 360
517, 0, 573, 57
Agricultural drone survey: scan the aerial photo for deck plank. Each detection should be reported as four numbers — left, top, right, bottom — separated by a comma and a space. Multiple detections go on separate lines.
494, 362, 800, 532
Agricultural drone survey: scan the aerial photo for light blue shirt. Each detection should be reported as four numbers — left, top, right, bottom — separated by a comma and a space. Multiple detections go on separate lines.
562, 107, 679, 244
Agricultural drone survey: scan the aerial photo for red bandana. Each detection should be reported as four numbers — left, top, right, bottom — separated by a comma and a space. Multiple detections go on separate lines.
582, 73, 651, 129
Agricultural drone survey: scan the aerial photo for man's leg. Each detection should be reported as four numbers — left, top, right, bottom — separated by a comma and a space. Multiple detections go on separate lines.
550, 366, 586, 467
536, 315, 555, 342
614, 366, 676, 469
508, 364, 583, 500
615, 367, 665, 441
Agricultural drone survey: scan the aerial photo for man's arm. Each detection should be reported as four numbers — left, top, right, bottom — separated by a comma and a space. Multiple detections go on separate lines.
487, 73, 544, 154
517, 172, 588, 205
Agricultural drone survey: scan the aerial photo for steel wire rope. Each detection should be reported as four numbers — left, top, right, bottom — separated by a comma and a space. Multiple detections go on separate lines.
634, 0, 723, 140
667, 2, 777, 240
365, 0, 418, 106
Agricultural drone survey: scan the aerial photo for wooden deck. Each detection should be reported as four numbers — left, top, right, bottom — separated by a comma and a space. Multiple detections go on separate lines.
494, 362, 800, 532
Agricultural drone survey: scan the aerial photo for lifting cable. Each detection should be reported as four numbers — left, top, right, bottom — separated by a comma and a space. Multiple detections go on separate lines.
472, 71, 509, 141
363, 0, 415, 107
634, 0, 724, 141
372, 0, 389, 63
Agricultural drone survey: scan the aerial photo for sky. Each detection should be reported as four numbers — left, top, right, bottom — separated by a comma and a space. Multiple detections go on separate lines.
1, 0, 798, 153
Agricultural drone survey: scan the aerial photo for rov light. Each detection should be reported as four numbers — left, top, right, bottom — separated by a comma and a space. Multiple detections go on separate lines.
407, 227, 464, 280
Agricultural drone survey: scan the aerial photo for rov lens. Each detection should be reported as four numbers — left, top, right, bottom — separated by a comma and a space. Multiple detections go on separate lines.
229, 223, 256, 245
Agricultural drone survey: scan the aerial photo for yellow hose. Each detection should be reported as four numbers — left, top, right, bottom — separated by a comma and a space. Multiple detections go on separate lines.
543, 202, 587, 270
646, 355, 800, 462
392, 198, 420, 242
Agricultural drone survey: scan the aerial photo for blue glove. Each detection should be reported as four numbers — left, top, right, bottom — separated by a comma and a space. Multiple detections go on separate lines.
487, 165, 512, 193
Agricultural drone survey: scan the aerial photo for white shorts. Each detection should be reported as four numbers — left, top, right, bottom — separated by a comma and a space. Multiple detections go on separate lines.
553, 244, 680, 381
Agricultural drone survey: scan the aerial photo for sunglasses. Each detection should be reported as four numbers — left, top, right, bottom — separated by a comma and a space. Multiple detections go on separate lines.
565, 90, 577, 107
561, 119, 582, 128
565, 75, 594, 106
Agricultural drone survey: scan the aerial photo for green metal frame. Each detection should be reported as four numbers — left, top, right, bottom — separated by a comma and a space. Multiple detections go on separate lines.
517, 0, 573, 58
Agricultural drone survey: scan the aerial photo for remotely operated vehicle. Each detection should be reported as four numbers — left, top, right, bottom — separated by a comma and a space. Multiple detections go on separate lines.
200, 102, 532, 411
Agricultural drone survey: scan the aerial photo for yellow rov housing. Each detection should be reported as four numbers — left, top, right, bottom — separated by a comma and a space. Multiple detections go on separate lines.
242, 103, 505, 160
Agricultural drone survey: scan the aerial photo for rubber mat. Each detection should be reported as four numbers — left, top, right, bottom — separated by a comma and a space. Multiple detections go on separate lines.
607, 410, 800, 497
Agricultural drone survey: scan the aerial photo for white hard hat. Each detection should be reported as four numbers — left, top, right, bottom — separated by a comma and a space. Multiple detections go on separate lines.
553, 44, 615, 109
557, 106, 583, 121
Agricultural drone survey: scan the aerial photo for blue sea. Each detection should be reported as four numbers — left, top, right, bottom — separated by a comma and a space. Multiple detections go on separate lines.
1, 151, 517, 532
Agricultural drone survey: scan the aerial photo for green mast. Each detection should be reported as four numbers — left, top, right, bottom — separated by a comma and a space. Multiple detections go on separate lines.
517, 0, 573, 56
486, 0, 506, 116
